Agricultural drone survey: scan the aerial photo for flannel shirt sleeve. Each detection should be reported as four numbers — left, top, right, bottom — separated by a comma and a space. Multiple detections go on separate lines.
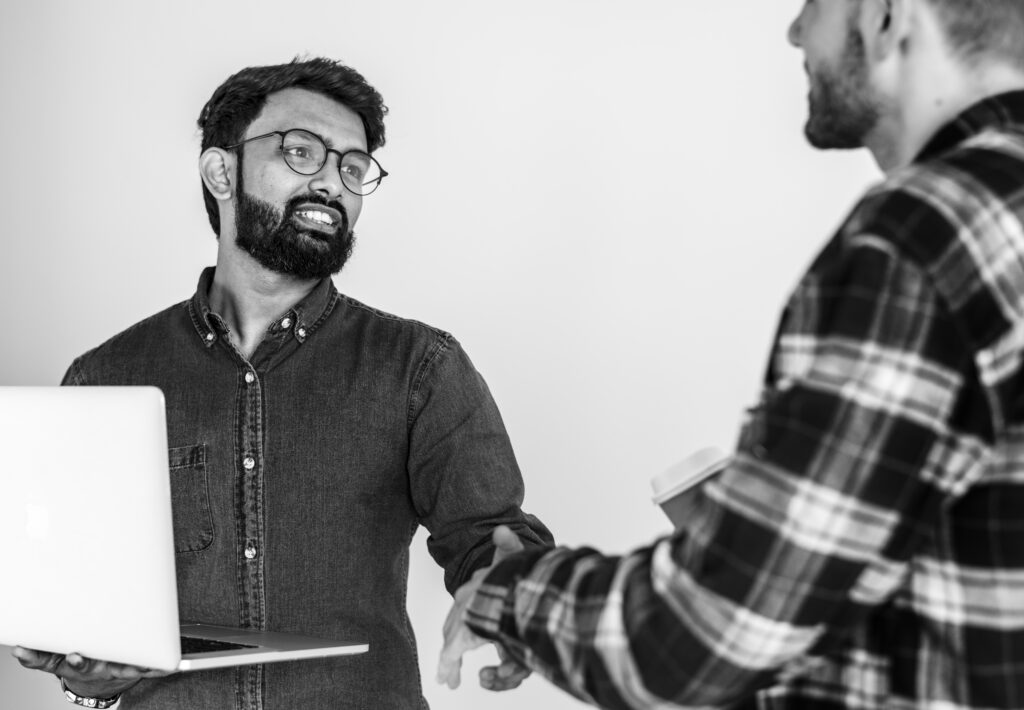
464, 231, 990, 708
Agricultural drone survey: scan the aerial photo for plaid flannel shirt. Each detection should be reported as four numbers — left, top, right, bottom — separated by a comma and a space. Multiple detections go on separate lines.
466, 91, 1024, 709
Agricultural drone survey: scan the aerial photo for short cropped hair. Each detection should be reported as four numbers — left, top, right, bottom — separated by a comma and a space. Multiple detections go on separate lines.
197, 57, 388, 235
927, 0, 1024, 66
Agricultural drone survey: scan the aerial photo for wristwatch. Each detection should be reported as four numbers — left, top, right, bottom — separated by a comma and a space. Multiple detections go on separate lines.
60, 677, 122, 708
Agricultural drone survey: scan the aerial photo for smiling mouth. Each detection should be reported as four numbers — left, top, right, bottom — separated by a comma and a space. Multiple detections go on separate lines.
292, 207, 342, 235
296, 208, 335, 225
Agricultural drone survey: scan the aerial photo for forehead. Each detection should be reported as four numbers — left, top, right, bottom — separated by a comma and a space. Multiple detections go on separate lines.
245, 87, 367, 150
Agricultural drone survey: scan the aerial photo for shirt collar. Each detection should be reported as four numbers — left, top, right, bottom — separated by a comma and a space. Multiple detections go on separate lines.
915, 89, 1024, 163
188, 266, 337, 348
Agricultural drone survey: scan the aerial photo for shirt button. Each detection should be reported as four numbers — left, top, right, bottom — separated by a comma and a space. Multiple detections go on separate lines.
244, 542, 257, 560
243, 456, 256, 471
244, 371, 255, 384
297, 327, 307, 338
281, 317, 292, 329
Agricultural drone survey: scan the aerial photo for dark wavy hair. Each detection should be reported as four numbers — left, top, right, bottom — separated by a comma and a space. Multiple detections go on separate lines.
197, 56, 388, 235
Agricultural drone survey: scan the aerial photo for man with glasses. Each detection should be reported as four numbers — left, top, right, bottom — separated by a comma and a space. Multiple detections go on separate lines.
12, 56, 552, 709
438, 1, 1024, 708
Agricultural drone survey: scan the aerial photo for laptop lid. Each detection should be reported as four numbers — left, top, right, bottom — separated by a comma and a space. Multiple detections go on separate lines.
0, 386, 183, 670
0, 386, 367, 672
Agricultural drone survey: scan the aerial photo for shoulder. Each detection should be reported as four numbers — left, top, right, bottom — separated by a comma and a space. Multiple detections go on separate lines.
332, 292, 456, 350
842, 127, 1024, 264
329, 294, 487, 404
806, 130, 1024, 354
67, 301, 191, 381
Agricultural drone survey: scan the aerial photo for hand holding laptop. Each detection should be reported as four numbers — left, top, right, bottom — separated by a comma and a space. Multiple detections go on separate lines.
12, 645, 170, 703
2, 387, 368, 707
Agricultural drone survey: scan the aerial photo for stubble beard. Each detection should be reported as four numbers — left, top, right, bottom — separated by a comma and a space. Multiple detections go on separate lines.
804, 22, 881, 150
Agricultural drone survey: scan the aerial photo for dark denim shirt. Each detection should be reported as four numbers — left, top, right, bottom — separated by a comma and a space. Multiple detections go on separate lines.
62, 267, 553, 709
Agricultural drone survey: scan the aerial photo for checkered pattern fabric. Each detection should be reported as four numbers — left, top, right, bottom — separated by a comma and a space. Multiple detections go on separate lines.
466, 91, 1024, 709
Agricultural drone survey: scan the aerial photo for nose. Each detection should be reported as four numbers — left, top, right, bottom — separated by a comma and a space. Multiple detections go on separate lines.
787, 6, 804, 48
307, 153, 346, 201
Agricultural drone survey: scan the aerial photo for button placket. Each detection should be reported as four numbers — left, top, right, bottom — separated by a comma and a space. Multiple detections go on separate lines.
236, 367, 266, 659
229, 323, 266, 710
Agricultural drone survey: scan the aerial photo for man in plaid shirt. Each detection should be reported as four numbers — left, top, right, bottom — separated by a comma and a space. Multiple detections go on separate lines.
437, 0, 1024, 707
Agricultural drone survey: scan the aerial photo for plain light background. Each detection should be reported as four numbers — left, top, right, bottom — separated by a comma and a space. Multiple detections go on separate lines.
0, 1, 880, 708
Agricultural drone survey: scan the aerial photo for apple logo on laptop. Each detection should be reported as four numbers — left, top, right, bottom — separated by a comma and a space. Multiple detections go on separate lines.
24, 502, 51, 540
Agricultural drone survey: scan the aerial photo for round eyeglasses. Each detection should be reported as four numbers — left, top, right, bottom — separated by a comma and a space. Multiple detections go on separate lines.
224, 128, 388, 196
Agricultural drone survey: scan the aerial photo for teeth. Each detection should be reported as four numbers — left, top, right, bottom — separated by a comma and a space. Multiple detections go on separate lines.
297, 210, 334, 225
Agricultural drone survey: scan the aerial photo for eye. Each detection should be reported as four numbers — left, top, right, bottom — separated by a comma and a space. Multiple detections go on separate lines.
284, 145, 314, 160
341, 163, 367, 181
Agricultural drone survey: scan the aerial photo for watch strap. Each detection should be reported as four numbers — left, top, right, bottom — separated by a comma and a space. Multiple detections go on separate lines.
60, 677, 122, 708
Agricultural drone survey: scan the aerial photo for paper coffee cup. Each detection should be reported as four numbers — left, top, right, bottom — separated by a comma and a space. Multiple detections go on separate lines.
650, 446, 730, 527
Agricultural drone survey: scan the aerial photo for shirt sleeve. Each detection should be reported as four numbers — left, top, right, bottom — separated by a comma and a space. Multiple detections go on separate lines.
464, 235, 990, 707
61, 357, 89, 386
406, 333, 554, 594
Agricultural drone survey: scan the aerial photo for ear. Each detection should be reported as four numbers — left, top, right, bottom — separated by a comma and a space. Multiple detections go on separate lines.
862, 0, 913, 63
199, 148, 235, 200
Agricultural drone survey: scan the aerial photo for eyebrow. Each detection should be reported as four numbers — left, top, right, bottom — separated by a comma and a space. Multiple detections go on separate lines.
297, 127, 368, 153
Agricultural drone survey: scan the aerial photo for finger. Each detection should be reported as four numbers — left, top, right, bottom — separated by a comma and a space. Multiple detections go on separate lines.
492, 526, 525, 563
94, 660, 152, 681
480, 665, 523, 691
11, 647, 64, 673
479, 656, 530, 691
110, 663, 158, 680
60, 654, 157, 683
436, 648, 462, 689
57, 654, 103, 682
497, 659, 530, 681
138, 668, 172, 679
480, 672, 526, 691
64, 653, 89, 673
437, 627, 485, 689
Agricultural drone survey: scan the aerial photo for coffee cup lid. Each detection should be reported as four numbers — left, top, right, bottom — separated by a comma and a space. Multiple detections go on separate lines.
650, 446, 730, 503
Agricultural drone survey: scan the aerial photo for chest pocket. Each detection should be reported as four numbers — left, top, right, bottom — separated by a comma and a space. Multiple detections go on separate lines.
169, 444, 213, 553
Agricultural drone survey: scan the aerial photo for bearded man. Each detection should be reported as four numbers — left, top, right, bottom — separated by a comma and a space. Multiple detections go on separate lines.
438, 1, 1024, 708
13, 57, 553, 710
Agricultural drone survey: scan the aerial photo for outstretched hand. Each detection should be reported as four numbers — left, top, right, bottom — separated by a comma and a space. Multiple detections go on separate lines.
12, 646, 170, 700
437, 525, 528, 691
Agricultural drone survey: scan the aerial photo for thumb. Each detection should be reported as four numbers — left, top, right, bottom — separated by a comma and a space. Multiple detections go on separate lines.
492, 525, 525, 564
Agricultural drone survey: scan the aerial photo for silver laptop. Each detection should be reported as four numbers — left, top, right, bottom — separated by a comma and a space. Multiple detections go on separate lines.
0, 386, 368, 672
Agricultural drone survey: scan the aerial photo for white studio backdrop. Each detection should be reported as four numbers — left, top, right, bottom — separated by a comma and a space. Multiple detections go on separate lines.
0, 2, 878, 708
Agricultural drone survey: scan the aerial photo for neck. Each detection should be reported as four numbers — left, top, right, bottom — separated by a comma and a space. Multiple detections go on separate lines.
865, 31, 1024, 173
209, 237, 320, 360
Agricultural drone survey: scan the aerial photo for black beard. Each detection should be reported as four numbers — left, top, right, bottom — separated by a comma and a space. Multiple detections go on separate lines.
804, 22, 880, 150
233, 162, 355, 280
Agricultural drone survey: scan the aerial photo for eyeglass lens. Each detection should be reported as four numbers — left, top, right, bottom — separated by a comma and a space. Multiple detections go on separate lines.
280, 129, 383, 195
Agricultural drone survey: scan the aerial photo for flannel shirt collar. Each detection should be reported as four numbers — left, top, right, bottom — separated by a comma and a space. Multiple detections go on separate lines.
916, 89, 1024, 163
